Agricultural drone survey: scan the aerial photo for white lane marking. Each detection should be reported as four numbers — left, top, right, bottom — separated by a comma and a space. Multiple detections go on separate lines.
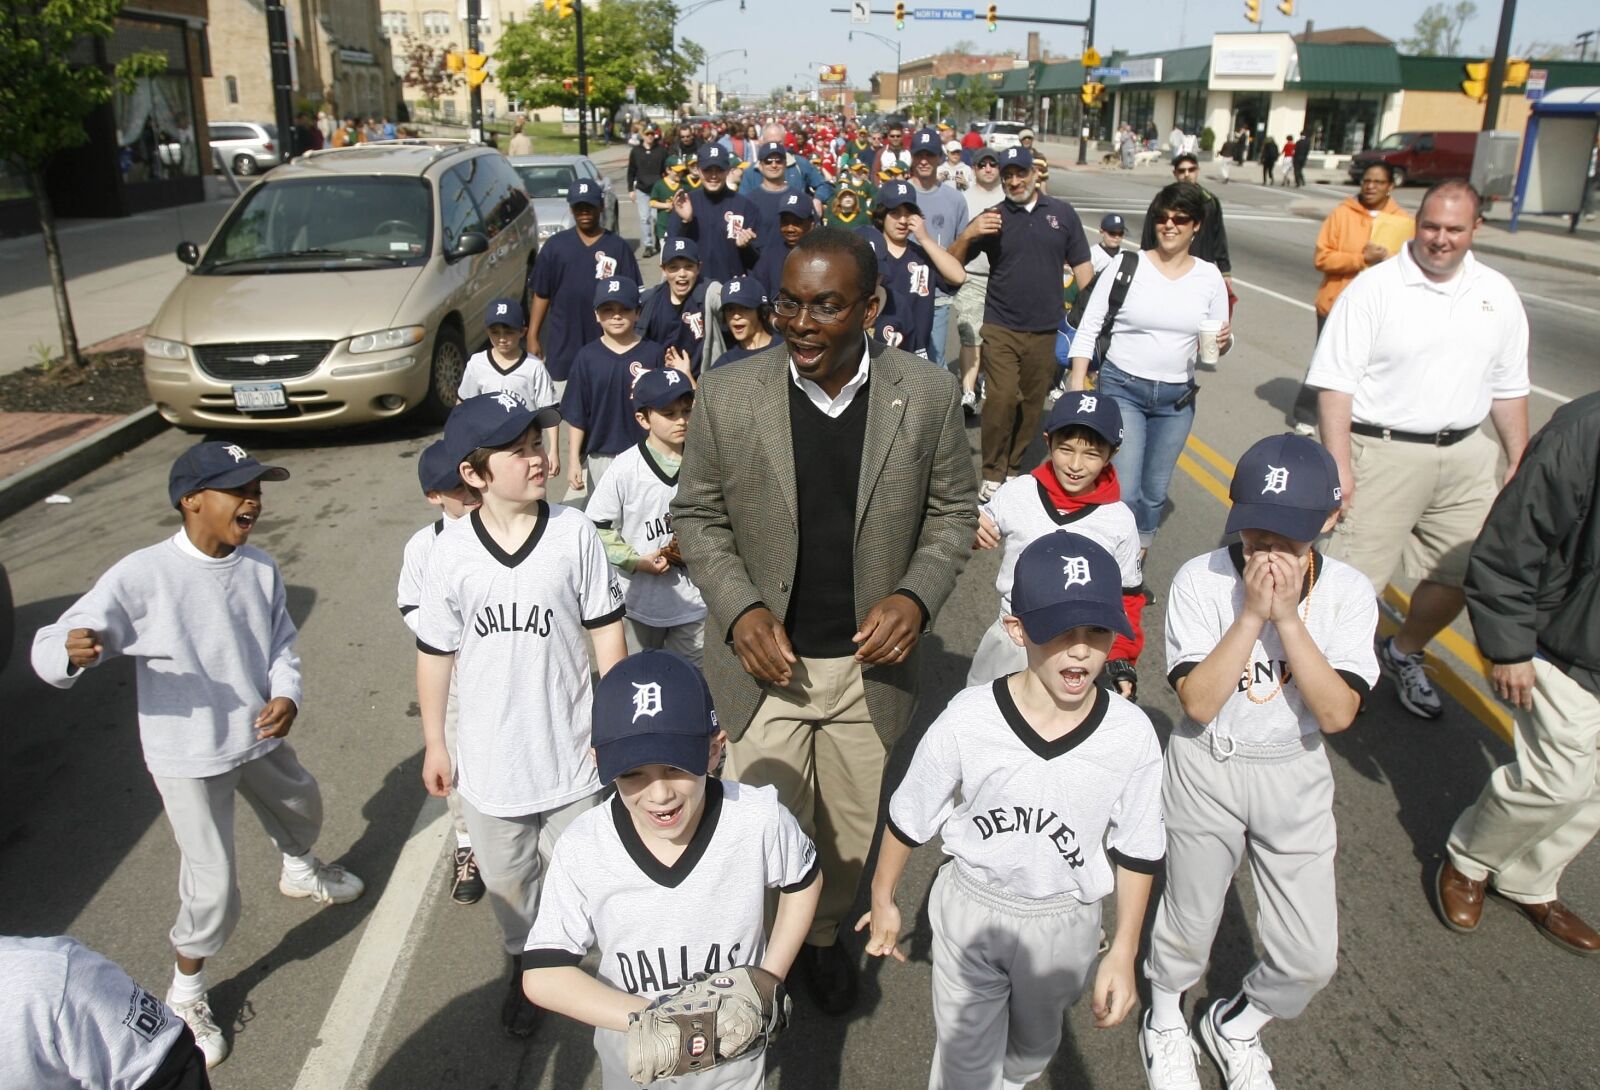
292, 796, 450, 1090
1518, 290, 1596, 319
1228, 276, 1575, 405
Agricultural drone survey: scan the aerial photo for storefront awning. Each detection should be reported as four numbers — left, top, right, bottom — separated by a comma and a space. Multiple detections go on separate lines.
1035, 60, 1085, 94
1291, 43, 1401, 92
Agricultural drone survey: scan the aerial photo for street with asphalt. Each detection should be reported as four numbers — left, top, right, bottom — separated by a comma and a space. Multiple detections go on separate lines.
0, 146, 1596, 1090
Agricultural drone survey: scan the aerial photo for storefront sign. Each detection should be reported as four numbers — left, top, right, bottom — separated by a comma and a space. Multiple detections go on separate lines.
1213, 48, 1277, 77
339, 48, 376, 65
1118, 58, 1163, 84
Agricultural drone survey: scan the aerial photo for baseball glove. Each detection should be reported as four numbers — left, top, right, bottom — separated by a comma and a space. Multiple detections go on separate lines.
658, 536, 686, 569
626, 966, 790, 1085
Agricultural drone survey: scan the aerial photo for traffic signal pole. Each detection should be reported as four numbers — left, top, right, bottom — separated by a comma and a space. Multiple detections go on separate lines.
1481, 0, 1517, 133
576, 0, 590, 155
467, 0, 484, 143
1076, 0, 1095, 164
264, 0, 295, 159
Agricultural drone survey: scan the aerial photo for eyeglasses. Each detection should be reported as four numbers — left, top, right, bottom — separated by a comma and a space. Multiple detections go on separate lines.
1152, 212, 1195, 226
772, 297, 863, 324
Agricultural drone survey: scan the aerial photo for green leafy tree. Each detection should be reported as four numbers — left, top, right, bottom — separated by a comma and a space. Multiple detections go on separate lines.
496, 0, 703, 132
950, 77, 996, 127
0, 0, 166, 366
721, 95, 741, 111
1402, 1, 1478, 57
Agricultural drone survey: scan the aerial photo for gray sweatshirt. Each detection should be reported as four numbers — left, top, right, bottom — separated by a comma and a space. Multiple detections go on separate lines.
32, 530, 303, 778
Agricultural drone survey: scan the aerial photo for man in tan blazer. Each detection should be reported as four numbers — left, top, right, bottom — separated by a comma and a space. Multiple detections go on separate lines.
673, 228, 978, 1015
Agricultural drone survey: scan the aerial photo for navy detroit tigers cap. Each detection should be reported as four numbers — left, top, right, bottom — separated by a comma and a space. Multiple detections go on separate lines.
594, 275, 641, 309
661, 237, 700, 264
757, 140, 787, 162
1225, 433, 1341, 542
778, 189, 815, 221
910, 128, 942, 155
1010, 531, 1132, 643
443, 391, 560, 464
591, 651, 719, 783
168, 441, 289, 508
696, 144, 729, 169
876, 181, 920, 212
485, 296, 526, 329
1042, 391, 1123, 448
567, 178, 602, 207
632, 367, 694, 411
1100, 213, 1126, 233
999, 145, 1035, 171
721, 276, 767, 310
417, 439, 463, 494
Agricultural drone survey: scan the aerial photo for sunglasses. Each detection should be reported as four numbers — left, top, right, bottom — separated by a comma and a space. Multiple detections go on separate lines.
1152, 212, 1195, 226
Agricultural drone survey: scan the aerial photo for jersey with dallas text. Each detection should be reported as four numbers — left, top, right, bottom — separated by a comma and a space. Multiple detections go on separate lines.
586, 440, 706, 627
1165, 545, 1379, 745
459, 349, 558, 410
982, 475, 1141, 616
529, 228, 642, 382
524, 779, 819, 1001
416, 503, 623, 815
890, 681, 1164, 902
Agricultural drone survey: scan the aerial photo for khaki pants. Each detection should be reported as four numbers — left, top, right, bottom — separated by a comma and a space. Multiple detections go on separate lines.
978, 325, 1057, 484
728, 656, 886, 946
1324, 429, 1498, 591
1448, 659, 1600, 903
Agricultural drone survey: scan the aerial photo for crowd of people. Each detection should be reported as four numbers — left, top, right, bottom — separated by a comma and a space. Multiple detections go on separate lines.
9, 108, 1598, 1090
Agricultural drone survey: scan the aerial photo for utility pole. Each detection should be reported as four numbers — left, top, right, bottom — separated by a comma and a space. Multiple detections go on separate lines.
265, 0, 295, 158
1576, 29, 1594, 63
1480, 0, 1517, 132
575, 0, 589, 154
466, 0, 484, 143
1076, 0, 1095, 164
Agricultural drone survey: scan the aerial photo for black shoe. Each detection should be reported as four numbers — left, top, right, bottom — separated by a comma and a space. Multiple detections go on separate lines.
502, 954, 542, 1037
796, 941, 857, 1016
450, 847, 485, 905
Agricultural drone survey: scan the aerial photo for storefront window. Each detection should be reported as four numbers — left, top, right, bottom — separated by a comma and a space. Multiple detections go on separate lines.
1303, 93, 1382, 154
1173, 89, 1208, 135
1119, 90, 1155, 134
114, 73, 201, 180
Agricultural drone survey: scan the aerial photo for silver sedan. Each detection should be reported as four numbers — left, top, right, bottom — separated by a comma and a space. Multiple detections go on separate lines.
508, 153, 621, 244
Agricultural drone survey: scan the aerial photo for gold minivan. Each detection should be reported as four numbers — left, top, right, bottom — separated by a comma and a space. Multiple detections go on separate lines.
144, 141, 539, 429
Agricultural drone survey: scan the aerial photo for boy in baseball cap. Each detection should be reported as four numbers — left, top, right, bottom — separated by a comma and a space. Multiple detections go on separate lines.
460, 297, 561, 474
33, 441, 362, 1069
752, 188, 816, 299
1093, 214, 1126, 274
859, 532, 1163, 1089
1140, 433, 1377, 1090
640, 237, 709, 370
524, 651, 820, 1089
665, 143, 762, 282
865, 181, 968, 359
970, 391, 1145, 696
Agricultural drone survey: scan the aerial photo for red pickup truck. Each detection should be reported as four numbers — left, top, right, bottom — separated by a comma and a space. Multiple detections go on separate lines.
1348, 131, 1478, 187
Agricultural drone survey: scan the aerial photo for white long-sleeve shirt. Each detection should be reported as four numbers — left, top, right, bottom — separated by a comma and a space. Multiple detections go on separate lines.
31, 531, 303, 778
1071, 251, 1227, 384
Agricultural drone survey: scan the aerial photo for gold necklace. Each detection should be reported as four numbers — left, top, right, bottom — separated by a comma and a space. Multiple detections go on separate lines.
1242, 553, 1316, 705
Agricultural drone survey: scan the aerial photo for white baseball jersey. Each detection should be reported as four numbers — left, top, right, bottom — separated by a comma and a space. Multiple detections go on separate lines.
459, 349, 559, 410
1165, 545, 1380, 745
889, 681, 1165, 902
397, 517, 458, 636
585, 441, 706, 628
982, 477, 1141, 616
0, 935, 186, 1090
524, 779, 819, 1001
416, 503, 623, 816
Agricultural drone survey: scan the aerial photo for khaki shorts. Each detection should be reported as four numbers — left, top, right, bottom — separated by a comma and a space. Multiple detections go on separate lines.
952, 274, 989, 347
1324, 428, 1499, 591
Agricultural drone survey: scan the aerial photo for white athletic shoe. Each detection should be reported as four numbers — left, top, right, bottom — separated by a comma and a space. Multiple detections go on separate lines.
167, 993, 229, 1069
1199, 1001, 1277, 1090
1139, 1010, 1201, 1090
1378, 636, 1443, 719
279, 858, 365, 904
961, 388, 979, 415
978, 479, 1001, 502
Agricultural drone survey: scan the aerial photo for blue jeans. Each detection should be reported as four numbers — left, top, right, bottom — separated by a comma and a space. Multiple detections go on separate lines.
929, 297, 953, 371
1097, 360, 1195, 548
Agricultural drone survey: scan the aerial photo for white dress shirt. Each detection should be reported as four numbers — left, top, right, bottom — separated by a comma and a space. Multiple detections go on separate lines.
789, 338, 871, 418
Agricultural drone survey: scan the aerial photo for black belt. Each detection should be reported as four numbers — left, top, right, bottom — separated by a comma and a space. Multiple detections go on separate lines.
1351, 422, 1476, 446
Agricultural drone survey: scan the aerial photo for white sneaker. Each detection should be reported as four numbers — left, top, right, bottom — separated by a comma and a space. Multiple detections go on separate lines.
1198, 1001, 1277, 1090
1378, 636, 1443, 719
279, 858, 365, 904
961, 388, 978, 414
167, 993, 229, 1069
1140, 1010, 1201, 1090
978, 479, 1001, 502
1291, 421, 1317, 437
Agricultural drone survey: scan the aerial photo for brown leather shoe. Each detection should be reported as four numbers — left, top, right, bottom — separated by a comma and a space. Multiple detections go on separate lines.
1435, 860, 1485, 933
1509, 899, 1600, 957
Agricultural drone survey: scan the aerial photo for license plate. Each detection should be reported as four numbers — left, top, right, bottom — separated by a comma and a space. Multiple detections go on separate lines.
232, 383, 287, 411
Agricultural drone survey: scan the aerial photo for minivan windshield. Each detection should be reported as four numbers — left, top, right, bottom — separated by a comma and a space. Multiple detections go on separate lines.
1373, 132, 1414, 151
200, 175, 433, 272
513, 164, 577, 199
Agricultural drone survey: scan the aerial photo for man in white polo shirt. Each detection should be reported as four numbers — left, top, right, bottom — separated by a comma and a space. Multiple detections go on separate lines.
1306, 180, 1529, 720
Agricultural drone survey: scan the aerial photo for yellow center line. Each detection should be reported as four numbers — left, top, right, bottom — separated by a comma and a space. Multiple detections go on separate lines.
1177, 435, 1513, 744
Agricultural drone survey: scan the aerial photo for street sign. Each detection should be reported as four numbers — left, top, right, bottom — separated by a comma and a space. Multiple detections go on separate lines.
914, 7, 975, 19
850, 0, 869, 23
1525, 68, 1547, 101
1082, 46, 1101, 68
1090, 66, 1130, 78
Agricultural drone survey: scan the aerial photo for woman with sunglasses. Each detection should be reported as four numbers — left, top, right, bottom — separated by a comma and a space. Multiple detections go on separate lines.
1067, 181, 1231, 559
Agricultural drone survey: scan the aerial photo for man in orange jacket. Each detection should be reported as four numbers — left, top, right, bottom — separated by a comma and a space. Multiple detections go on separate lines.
1290, 161, 1414, 432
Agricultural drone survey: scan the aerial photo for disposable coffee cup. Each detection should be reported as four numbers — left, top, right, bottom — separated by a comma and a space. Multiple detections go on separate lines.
1197, 319, 1223, 365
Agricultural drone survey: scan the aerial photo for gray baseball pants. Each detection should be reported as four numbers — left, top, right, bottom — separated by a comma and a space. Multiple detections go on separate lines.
625, 617, 706, 669
152, 742, 322, 959
966, 616, 1025, 687
928, 862, 1101, 1090
594, 1025, 764, 1089
1145, 728, 1339, 1020
459, 791, 601, 954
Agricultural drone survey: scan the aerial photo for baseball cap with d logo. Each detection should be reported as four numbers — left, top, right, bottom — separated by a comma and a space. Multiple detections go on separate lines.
1009, 531, 1132, 643
590, 651, 719, 783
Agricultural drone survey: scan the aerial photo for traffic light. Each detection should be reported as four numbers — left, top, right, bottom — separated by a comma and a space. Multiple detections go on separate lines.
1277, 0, 1293, 14
1461, 61, 1489, 101
1080, 82, 1104, 107
444, 51, 464, 72
464, 51, 489, 88
894, 2, 905, 29
544, 0, 575, 16
1503, 58, 1530, 86
1244, 0, 1260, 23
986, 4, 997, 32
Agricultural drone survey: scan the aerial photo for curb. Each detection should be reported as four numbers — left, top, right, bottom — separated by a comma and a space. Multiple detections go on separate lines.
0, 405, 168, 522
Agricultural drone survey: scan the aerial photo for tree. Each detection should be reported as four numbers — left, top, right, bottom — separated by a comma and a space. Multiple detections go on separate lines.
0, 0, 165, 367
1401, 1, 1478, 56
950, 77, 996, 126
496, 0, 703, 130
721, 95, 741, 112
947, 38, 977, 54
398, 35, 463, 104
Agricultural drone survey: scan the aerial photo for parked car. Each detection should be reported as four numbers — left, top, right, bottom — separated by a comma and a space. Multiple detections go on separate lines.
1347, 131, 1479, 188
508, 154, 620, 242
980, 121, 1029, 151
207, 121, 281, 176
143, 141, 540, 429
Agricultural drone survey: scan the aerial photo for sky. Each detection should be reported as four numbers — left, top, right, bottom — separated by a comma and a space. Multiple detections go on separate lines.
676, 0, 1600, 99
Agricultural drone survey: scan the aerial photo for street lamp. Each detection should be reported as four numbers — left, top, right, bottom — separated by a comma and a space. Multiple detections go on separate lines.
849, 28, 902, 110
704, 48, 746, 109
